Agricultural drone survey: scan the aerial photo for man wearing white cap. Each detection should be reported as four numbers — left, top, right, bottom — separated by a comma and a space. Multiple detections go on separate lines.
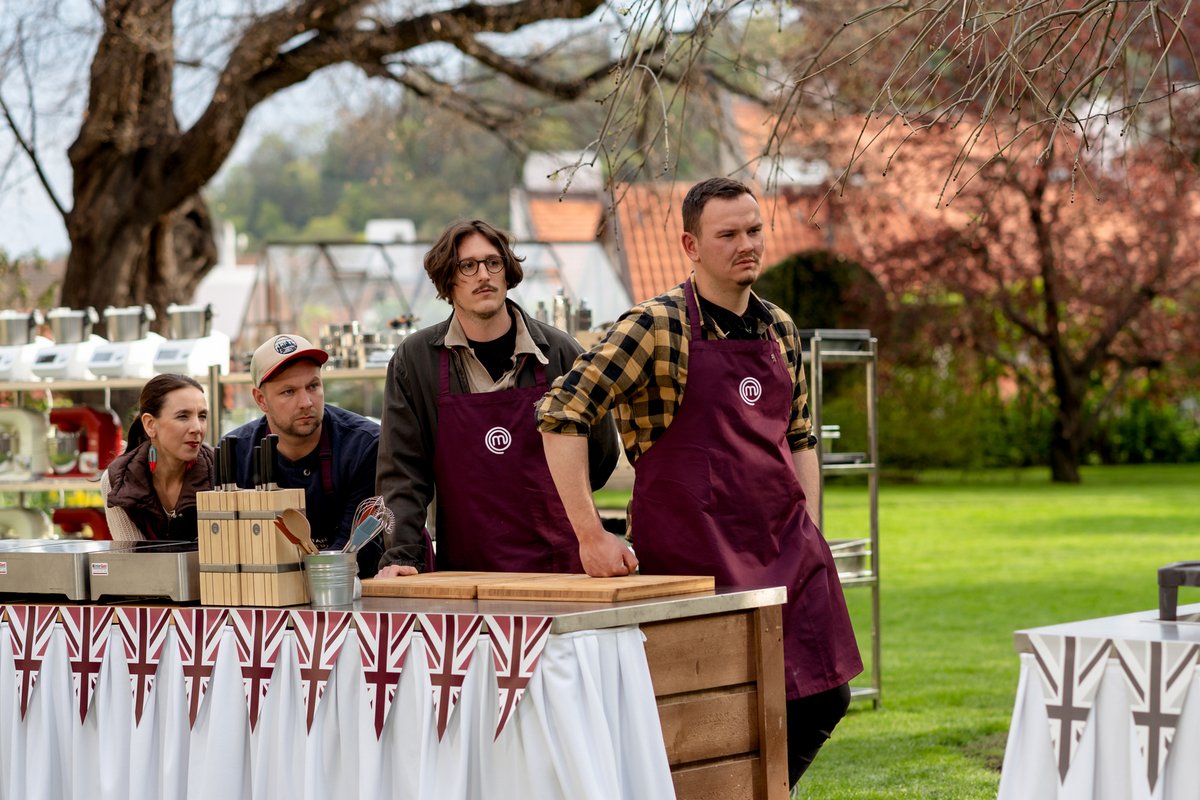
225, 333, 382, 575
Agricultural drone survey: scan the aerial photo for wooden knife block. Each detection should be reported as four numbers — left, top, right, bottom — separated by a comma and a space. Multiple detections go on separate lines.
196, 488, 309, 607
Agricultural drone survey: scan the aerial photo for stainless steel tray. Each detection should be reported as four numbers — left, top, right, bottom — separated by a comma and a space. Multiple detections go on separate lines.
0, 539, 199, 603
87, 541, 198, 603
0, 539, 118, 601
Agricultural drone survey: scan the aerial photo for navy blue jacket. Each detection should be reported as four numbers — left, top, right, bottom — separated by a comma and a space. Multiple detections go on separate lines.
225, 404, 382, 576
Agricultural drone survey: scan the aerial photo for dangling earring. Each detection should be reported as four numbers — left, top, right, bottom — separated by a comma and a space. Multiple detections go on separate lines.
148, 443, 158, 473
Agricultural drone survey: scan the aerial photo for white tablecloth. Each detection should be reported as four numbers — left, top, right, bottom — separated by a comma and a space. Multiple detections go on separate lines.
999, 652, 1200, 800
0, 621, 675, 800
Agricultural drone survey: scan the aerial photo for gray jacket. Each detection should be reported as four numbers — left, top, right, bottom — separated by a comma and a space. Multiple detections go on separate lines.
376, 301, 620, 570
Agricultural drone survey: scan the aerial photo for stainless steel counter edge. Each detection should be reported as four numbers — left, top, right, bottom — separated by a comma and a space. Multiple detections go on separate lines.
1013, 602, 1200, 653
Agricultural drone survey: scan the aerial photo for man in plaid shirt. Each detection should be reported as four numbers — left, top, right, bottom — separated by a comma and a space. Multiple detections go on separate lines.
538, 177, 862, 787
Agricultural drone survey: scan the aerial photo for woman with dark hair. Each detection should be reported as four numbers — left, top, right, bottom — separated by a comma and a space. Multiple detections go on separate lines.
100, 373, 215, 540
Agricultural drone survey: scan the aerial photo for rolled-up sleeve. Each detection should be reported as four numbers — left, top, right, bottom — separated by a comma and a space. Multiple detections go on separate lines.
537, 307, 659, 438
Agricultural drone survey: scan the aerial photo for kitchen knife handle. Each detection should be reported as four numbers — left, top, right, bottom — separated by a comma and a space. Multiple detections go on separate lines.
262, 433, 279, 491
221, 435, 238, 491
252, 445, 261, 490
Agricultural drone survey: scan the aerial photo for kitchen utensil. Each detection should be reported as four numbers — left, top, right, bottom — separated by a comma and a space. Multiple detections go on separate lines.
280, 507, 317, 555
474, 573, 715, 603
273, 517, 303, 550
342, 515, 383, 554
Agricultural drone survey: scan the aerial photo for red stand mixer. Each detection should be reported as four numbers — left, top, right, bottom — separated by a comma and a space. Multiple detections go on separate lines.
47, 407, 123, 477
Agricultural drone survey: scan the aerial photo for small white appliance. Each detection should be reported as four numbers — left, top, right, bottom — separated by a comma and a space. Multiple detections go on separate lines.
0, 309, 49, 381
0, 408, 51, 480
33, 307, 106, 380
89, 304, 165, 378
153, 303, 229, 376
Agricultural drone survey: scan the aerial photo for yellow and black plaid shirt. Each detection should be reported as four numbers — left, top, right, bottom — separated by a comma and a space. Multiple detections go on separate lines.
536, 277, 817, 465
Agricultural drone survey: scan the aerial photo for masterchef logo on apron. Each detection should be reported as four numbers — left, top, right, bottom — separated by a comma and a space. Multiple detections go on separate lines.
484, 426, 513, 454
739, 377, 762, 406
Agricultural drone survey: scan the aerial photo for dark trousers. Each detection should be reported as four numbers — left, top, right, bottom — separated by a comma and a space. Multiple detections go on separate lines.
787, 682, 852, 787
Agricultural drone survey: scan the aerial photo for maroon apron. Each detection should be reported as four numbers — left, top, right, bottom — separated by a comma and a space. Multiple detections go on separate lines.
630, 282, 862, 699
432, 348, 582, 573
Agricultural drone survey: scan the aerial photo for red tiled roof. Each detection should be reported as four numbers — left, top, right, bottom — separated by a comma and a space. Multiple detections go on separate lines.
526, 195, 604, 242
612, 182, 832, 303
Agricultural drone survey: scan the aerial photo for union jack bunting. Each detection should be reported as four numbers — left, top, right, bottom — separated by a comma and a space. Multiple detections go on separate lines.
173, 608, 229, 727
116, 606, 173, 725
1028, 633, 1113, 780
486, 615, 553, 738
60, 606, 115, 722
290, 610, 353, 731
5, 604, 58, 718
229, 609, 291, 731
354, 611, 418, 737
1110, 638, 1200, 790
421, 613, 485, 739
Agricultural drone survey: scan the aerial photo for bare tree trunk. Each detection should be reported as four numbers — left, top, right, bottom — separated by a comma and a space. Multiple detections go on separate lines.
1049, 390, 1084, 483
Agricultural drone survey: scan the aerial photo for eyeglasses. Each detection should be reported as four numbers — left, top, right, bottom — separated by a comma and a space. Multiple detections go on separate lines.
456, 256, 505, 276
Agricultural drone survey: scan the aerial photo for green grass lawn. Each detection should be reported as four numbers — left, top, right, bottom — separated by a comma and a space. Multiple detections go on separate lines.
602, 463, 1200, 798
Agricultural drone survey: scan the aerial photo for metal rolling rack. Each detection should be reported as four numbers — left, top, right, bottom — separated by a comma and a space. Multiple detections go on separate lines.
803, 329, 881, 708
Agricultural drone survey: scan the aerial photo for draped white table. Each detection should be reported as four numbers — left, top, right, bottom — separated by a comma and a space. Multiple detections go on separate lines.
0, 588, 788, 800
999, 603, 1200, 800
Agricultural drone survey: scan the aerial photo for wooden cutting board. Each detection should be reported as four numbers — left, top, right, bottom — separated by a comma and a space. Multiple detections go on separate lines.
362, 572, 547, 599
476, 573, 714, 603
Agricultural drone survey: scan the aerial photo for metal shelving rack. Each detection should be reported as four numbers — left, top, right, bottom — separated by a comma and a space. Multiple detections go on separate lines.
804, 329, 880, 709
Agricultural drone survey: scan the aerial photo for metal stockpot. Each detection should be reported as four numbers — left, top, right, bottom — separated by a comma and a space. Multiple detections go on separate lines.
0, 310, 43, 346
46, 307, 99, 344
166, 303, 212, 339
103, 304, 156, 342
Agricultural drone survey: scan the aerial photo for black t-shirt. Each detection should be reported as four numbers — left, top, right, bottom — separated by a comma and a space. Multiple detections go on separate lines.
698, 294, 763, 341
468, 309, 519, 382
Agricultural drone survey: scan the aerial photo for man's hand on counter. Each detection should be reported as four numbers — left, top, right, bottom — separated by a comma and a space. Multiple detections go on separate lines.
376, 564, 419, 578
580, 527, 639, 577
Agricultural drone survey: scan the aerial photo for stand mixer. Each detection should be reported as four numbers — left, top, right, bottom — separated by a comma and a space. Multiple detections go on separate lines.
33, 307, 107, 380
89, 304, 165, 378
46, 406, 123, 477
0, 309, 51, 381
0, 408, 50, 480
154, 303, 230, 375
0, 508, 53, 539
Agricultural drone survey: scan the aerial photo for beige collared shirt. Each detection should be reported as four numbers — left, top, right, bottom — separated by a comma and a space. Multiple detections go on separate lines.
445, 309, 549, 392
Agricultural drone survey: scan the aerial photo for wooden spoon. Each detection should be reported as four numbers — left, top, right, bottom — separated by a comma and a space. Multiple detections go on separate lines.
280, 507, 318, 555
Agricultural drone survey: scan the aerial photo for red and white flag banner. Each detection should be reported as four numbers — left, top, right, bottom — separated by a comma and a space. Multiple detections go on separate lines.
116, 606, 173, 725
354, 610, 418, 738
61, 606, 115, 722
421, 613, 485, 740
173, 607, 230, 727
486, 614, 553, 739
230, 609, 291, 731
5, 604, 58, 718
290, 609, 353, 732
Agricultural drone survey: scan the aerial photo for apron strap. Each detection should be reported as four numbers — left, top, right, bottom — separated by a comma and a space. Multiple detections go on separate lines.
683, 279, 702, 342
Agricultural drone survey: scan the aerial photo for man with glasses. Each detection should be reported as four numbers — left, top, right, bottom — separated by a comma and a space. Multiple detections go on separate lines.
375, 219, 619, 575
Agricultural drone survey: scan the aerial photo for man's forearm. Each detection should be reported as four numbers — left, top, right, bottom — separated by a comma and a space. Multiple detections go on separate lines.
542, 432, 603, 539
542, 431, 638, 577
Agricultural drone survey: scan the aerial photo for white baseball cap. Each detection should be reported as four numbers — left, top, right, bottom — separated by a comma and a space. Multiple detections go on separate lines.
251, 334, 329, 387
